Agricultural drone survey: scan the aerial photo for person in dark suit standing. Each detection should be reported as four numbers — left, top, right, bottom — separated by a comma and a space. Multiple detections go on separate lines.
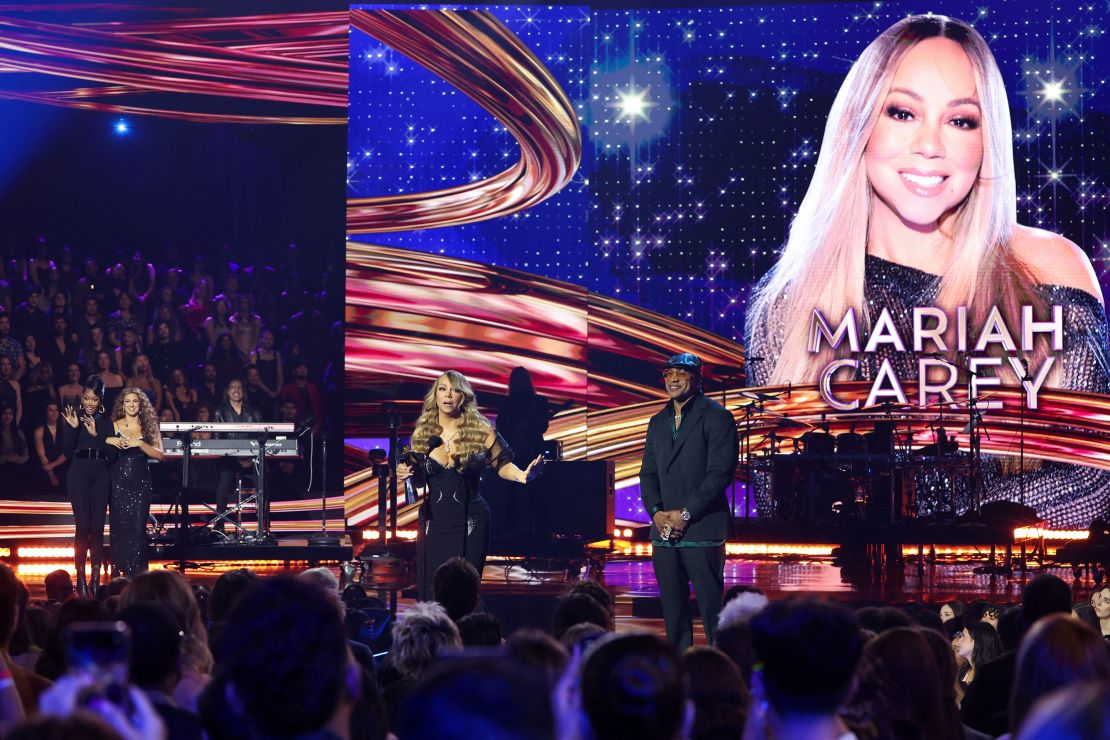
639, 353, 738, 650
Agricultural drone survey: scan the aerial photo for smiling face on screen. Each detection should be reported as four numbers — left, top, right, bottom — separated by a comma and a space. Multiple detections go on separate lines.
865, 37, 983, 231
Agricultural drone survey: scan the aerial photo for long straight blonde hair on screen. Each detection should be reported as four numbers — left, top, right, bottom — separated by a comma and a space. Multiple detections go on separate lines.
749, 14, 1049, 385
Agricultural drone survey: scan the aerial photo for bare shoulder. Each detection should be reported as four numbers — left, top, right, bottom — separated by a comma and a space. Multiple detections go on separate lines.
1012, 225, 1104, 305
481, 423, 496, 445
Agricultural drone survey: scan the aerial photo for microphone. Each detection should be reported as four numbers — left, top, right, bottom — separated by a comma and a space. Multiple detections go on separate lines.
786, 381, 792, 399
402, 436, 445, 505
1020, 357, 1029, 371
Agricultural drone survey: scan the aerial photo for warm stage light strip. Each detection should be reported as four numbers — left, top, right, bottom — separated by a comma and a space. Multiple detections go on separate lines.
1013, 527, 1088, 540
14, 560, 341, 578
0, 500, 343, 515
17, 546, 74, 559
0, 521, 342, 540
605, 542, 837, 557
363, 529, 417, 541
347, 9, 581, 233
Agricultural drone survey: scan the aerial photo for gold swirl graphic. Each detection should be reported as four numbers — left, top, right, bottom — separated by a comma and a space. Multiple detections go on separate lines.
347, 9, 581, 233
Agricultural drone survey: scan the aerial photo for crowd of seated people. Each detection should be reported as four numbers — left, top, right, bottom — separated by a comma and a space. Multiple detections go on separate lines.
0, 241, 341, 497
2, 557, 1108, 739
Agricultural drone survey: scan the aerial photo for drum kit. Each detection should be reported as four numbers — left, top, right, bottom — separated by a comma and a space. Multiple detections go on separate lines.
734, 391, 989, 525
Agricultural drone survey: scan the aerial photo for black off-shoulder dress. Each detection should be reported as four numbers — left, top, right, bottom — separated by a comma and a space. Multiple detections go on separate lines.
414, 433, 513, 600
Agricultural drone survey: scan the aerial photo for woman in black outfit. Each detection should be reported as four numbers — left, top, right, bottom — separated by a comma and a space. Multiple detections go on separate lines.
61, 376, 115, 596
34, 401, 67, 492
396, 370, 545, 600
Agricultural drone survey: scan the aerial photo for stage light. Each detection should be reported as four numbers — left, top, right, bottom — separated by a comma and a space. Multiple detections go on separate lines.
1014, 527, 1088, 540
725, 543, 835, 557
17, 546, 74, 559
114, 119, 130, 135
362, 529, 417, 541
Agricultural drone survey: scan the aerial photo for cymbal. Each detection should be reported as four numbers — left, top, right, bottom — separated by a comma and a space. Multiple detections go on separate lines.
738, 417, 812, 434
739, 390, 787, 401
835, 401, 915, 416
917, 392, 1000, 411
961, 413, 986, 434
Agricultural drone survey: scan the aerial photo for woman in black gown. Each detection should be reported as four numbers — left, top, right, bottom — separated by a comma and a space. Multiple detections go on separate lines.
105, 386, 164, 577
61, 376, 115, 596
396, 370, 545, 600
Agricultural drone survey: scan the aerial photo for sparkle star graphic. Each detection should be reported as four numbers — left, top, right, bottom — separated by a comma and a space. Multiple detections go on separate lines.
610, 80, 656, 131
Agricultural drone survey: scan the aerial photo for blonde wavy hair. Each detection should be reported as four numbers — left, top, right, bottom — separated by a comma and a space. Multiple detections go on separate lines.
749, 15, 1052, 386
410, 370, 491, 466
112, 387, 160, 444
119, 569, 214, 675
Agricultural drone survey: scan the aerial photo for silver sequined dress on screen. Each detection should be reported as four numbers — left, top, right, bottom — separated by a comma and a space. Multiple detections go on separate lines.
745, 254, 1110, 528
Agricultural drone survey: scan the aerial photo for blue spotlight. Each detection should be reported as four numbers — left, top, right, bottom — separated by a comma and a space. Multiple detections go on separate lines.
113, 119, 129, 135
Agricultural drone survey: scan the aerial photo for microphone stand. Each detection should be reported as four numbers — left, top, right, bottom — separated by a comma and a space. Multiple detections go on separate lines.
1017, 360, 1030, 508
383, 403, 401, 537
937, 355, 986, 518
719, 366, 744, 520
369, 448, 391, 548
308, 433, 339, 546
1018, 359, 1031, 573
176, 429, 193, 545
740, 399, 762, 521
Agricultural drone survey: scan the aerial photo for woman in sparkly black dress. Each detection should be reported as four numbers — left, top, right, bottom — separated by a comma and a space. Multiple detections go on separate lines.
745, 16, 1109, 527
396, 370, 545, 600
105, 387, 164, 577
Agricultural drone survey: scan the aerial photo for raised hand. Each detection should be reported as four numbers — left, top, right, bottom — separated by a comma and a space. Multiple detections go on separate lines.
82, 415, 97, 436
521, 454, 545, 483
62, 406, 79, 428
396, 462, 413, 480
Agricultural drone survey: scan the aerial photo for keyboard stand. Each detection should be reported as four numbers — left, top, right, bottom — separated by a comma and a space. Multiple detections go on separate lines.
203, 475, 262, 544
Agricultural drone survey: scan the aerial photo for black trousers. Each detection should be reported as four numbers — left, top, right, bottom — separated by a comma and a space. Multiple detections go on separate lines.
652, 543, 726, 651
67, 459, 110, 576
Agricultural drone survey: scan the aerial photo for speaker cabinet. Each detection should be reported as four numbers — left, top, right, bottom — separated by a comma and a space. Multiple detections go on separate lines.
530, 460, 615, 541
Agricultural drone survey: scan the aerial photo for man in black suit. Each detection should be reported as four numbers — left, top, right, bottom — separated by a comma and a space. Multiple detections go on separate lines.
640, 353, 738, 650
